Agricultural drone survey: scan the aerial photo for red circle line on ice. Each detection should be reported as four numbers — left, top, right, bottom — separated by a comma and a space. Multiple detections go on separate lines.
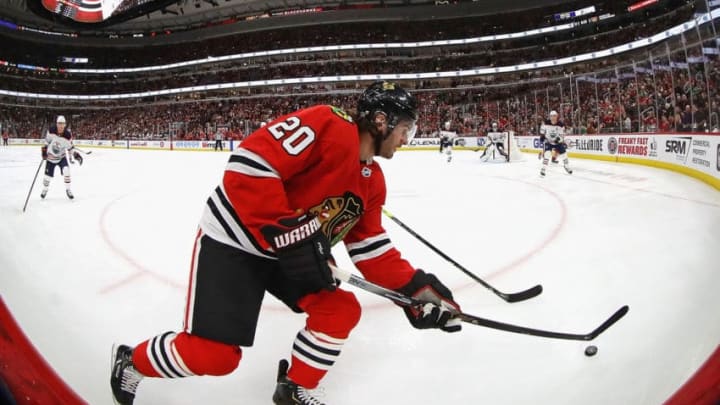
363, 175, 567, 310
98, 192, 185, 294
98, 176, 567, 311
477, 175, 567, 282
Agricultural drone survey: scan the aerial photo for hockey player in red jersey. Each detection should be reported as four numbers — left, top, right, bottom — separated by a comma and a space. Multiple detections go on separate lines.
110, 81, 462, 405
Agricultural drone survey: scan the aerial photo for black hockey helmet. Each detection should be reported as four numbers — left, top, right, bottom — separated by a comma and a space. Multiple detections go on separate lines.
357, 81, 418, 139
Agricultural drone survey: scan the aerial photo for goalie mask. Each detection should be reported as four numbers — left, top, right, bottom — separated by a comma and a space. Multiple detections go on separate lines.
357, 81, 418, 152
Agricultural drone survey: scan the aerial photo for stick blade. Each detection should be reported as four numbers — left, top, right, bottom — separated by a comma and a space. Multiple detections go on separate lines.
503, 284, 543, 303
584, 305, 629, 341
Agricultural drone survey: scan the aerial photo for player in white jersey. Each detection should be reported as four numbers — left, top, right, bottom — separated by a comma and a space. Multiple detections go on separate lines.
438, 121, 457, 162
479, 122, 509, 162
539, 111, 572, 177
40, 116, 82, 199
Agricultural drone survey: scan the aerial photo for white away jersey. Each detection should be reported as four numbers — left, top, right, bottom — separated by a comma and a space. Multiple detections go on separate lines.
45, 133, 74, 163
439, 130, 457, 140
487, 131, 506, 144
540, 120, 565, 144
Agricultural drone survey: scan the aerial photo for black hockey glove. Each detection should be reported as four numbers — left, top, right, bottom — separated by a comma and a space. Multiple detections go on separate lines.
72, 151, 83, 166
261, 213, 335, 296
41, 146, 47, 160
396, 270, 462, 333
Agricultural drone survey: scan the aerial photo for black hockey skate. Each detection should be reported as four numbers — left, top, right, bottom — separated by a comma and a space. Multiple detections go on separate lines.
540, 167, 546, 177
110, 344, 143, 405
66, 190, 74, 200
273, 359, 326, 405
40, 189, 47, 199
564, 164, 573, 175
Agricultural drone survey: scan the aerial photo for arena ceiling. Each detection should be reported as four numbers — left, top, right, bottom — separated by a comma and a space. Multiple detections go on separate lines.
0, 0, 591, 34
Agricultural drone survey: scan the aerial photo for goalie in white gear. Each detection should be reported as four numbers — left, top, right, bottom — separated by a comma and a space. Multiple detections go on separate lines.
40, 115, 82, 199
479, 122, 509, 162
438, 121, 457, 162
539, 111, 572, 177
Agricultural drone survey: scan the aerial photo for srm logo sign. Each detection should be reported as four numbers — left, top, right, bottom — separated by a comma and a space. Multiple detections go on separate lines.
665, 140, 687, 154
665, 137, 691, 163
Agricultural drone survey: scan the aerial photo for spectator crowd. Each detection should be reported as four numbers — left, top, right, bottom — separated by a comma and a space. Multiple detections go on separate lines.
1, 0, 717, 140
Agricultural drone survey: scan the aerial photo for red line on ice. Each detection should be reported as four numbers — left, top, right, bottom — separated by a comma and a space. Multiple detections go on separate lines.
98, 193, 185, 294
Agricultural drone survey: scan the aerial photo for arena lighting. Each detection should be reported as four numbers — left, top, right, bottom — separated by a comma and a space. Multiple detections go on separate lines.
2, 9, 717, 101
628, 0, 658, 12
63, 22, 582, 74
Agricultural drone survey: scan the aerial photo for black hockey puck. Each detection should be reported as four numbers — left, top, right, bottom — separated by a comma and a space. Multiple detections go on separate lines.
584, 345, 598, 357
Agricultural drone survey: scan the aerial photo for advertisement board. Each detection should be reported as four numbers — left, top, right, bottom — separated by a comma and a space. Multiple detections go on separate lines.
8, 138, 45, 145
8, 134, 719, 188
128, 140, 170, 149
516, 133, 720, 188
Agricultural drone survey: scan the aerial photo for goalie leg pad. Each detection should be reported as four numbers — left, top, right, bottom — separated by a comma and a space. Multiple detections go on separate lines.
497, 143, 509, 158
481, 144, 495, 160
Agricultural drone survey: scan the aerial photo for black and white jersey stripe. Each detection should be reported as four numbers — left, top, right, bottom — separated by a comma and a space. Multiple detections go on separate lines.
200, 184, 274, 259
345, 233, 393, 264
226, 147, 280, 179
291, 329, 345, 371
199, 149, 281, 259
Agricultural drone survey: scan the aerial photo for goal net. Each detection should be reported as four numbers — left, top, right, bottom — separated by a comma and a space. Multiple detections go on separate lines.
484, 131, 525, 162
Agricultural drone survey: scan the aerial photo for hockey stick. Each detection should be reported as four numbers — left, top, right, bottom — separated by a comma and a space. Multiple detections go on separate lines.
330, 264, 628, 341
22, 159, 44, 213
382, 208, 542, 303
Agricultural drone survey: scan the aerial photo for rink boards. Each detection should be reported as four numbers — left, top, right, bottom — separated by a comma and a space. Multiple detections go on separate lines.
515, 133, 720, 190
8, 133, 720, 190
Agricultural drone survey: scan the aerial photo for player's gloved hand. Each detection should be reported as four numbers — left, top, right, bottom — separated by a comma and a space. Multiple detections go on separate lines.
41, 146, 47, 160
261, 212, 335, 296
396, 269, 462, 333
72, 151, 83, 166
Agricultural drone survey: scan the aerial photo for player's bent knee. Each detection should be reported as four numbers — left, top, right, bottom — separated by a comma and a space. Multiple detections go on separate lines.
173, 332, 242, 376
333, 289, 362, 330
301, 289, 362, 337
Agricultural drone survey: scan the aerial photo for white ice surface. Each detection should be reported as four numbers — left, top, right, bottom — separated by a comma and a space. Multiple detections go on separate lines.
1, 145, 719, 405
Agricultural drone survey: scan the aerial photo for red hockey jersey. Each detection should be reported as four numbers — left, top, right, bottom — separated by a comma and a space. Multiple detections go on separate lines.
199, 105, 415, 289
